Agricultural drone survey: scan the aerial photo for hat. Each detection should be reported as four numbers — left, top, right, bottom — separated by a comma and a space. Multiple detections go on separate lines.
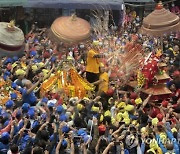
59, 114, 68, 121
106, 88, 114, 96
47, 102, 55, 108
10, 93, 17, 100
4, 120, 10, 127
28, 107, 35, 119
92, 40, 99, 46
12, 63, 18, 68
51, 56, 56, 62
77, 129, 87, 136
152, 118, 159, 126
11, 82, 17, 89
56, 105, 64, 114
116, 112, 123, 122
32, 120, 39, 129
30, 50, 37, 57
135, 98, 142, 105
4, 58, 13, 64
171, 128, 177, 133
41, 97, 48, 103
77, 104, 84, 111
41, 113, 47, 120
117, 102, 126, 109
1, 132, 10, 141
162, 100, 168, 107
91, 105, 99, 112
5, 100, 14, 109
37, 62, 45, 68
15, 69, 26, 76
123, 118, 131, 125
16, 110, 22, 118
22, 103, 30, 112
98, 124, 106, 133
62, 126, 70, 133
104, 110, 111, 117
31, 65, 38, 72
4, 71, 11, 76
157, 113, 164, 121
125, 105, 134, 111
61, 139, 68, 148
83, 135, 92, 143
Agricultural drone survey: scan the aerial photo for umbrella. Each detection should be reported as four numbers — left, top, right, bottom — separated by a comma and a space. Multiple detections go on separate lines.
140, 1, 180, 37
0, 21, 24, 57
50, 14, 91, 44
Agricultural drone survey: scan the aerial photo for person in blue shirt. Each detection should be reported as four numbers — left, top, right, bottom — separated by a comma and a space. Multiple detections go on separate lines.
0, 132, 10, 154
21, 78, 43, 106
12, 76, 43, 106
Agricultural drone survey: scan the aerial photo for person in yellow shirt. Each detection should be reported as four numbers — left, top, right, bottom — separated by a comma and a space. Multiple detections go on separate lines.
92, 63, 110, 96
86, 41, 104, 84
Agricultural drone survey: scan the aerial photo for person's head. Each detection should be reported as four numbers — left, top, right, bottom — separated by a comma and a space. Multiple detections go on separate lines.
18, 74, 25, 80
99, 137, 108, 153
99, 64, 106, 73
24, 80, 33, 89
173, 45, 179, 52
31, 146, 44, 154
10, 144, 19, 154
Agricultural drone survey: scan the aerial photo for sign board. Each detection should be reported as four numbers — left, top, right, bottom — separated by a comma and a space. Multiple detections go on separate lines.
0, 0, 27, 7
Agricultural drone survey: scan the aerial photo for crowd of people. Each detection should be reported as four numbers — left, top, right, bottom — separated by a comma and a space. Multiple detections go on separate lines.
0, 9, 180, 154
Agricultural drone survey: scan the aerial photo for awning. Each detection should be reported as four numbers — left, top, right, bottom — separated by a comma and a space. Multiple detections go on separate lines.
124, 0, 154, 2
0, 0, 27, 7
23, 0, 123, 10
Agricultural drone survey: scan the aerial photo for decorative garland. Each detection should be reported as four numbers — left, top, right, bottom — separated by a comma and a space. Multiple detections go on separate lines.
40, 68, 95, 98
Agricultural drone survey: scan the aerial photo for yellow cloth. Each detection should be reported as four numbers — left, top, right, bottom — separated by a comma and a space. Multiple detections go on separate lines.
86, 49, 100, 73
99, 72, 109, 93
152, 118, 159, 126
